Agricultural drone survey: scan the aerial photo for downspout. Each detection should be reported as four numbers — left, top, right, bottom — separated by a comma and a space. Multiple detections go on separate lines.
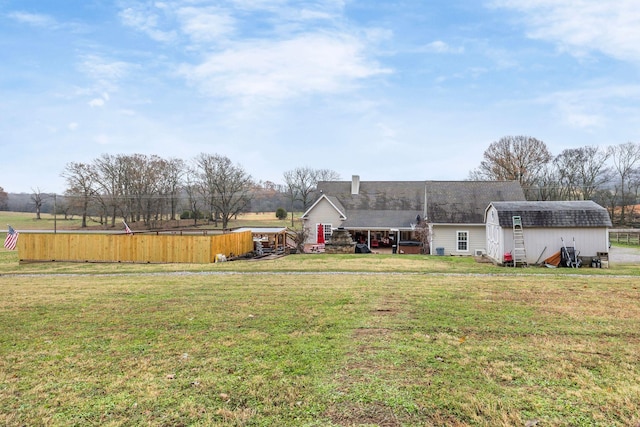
429, 224, 434, 255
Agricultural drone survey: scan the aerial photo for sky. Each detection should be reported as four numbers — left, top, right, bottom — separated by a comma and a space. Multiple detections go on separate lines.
2, 0, 640, 194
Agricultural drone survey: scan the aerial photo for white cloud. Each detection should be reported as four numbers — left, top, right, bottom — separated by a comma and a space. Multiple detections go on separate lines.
79, 55, 131, 82
89, 98, 105, 107
423, 40, 464, 54
68, 122, 79, 131
490, 0, 640, 63
176, 7, 236, 43
537, 84, 640, 129
295, 9, 334, 21
112, 1, 388, 102
7, 10, 88, 33
119, 5, 177, 42
229, 0, 292, 13
86, 90, 110, 108
179, 33, 390, 100
8, 11, 57, 28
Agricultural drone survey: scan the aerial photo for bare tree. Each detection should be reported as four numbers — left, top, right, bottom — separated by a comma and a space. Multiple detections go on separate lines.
554, 146, 611, 200
608, 142, 640, 225
193, 153, 221, 225
471, 136, 553, 199
193, 154, 253, 229
30, 187, 45, 219
159, 157, 185, 221
0, 186, 7, 211
627, 167, 640, 225
93, 154, 129, 227
213, 155, 253, 229
118, 154, 165, 225
138, 155, 170, 226
61, 162, 97, 227
283, 167, 315, 214
184, 166, 203, 226
283, 167, 341, 214
532, 163, 565, 201
315, 168, 341, 182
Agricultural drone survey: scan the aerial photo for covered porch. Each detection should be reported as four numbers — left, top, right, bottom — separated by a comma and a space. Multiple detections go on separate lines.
348, 227, 424, 254
337, 210, 427, 254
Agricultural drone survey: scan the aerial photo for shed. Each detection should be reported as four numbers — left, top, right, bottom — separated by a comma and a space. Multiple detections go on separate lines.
485, 201, 612, 266
233, 227, 290, 254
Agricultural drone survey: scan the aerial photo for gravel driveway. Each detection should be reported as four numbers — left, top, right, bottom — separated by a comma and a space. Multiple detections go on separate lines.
609, 245, 640, 264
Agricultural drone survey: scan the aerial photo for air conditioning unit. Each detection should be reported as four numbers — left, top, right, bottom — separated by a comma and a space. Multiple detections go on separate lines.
475, 249, 485, 256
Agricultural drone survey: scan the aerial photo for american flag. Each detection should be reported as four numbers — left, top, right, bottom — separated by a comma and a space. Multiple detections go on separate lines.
4, 225, 19, 250
123, 220, 133, 235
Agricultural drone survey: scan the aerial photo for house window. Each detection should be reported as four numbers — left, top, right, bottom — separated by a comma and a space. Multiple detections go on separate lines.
457, 231, 469, 252
323, 224, 332, 242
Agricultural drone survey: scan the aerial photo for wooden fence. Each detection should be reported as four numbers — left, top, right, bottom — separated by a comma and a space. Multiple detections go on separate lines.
17, 231, 253, 264
609, 229, 640, 245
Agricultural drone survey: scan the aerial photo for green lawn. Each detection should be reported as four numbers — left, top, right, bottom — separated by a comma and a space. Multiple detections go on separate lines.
1, 211, 85, 230
1, 252, 639, 426
0, 211, 300, 232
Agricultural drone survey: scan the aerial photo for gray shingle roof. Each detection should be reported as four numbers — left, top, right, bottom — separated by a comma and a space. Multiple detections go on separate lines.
489, 201, 612, 227
341, 210, 424, 228
317, 179, 526, 226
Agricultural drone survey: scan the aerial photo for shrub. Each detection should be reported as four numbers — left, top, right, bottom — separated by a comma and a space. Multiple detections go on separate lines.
180, 210, 204, 220
275, 207, 287, 220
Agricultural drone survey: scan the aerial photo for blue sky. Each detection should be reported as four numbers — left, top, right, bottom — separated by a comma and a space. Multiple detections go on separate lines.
2, 0, 640, 194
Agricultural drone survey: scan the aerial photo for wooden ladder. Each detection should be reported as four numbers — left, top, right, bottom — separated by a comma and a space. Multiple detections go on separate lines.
512, 216, 527, 267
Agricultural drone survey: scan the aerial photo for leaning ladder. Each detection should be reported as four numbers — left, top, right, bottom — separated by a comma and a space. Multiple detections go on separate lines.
512, 216, 527, 267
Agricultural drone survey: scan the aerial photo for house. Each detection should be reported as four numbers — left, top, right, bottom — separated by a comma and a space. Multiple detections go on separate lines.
301, 176, 526, 254
484, 200, 612, 266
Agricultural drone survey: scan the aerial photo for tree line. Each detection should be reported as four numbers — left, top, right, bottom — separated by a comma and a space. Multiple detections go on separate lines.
3, 153, 340, 229
3, 138, 640, 228
469, 136, 640, 226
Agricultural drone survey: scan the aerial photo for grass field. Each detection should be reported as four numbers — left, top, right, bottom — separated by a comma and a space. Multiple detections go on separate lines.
1, 248, 639, 426
1, 211, 298, 232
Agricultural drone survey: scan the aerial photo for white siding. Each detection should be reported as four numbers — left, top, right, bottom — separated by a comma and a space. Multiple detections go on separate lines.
518, 227, 609, 264
431, 224, 486, 255
485, 206, 505, 263
303, 199, 344, 244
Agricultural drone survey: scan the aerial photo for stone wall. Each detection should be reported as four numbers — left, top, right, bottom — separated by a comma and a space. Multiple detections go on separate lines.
325, 228, 356, 254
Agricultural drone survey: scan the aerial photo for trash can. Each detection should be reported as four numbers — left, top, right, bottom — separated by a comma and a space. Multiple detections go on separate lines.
392, 245, 397, 254
436, 247, 445, 256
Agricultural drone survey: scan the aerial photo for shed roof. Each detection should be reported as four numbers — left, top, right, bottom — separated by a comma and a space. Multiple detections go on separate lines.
488, 201, 612, 228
